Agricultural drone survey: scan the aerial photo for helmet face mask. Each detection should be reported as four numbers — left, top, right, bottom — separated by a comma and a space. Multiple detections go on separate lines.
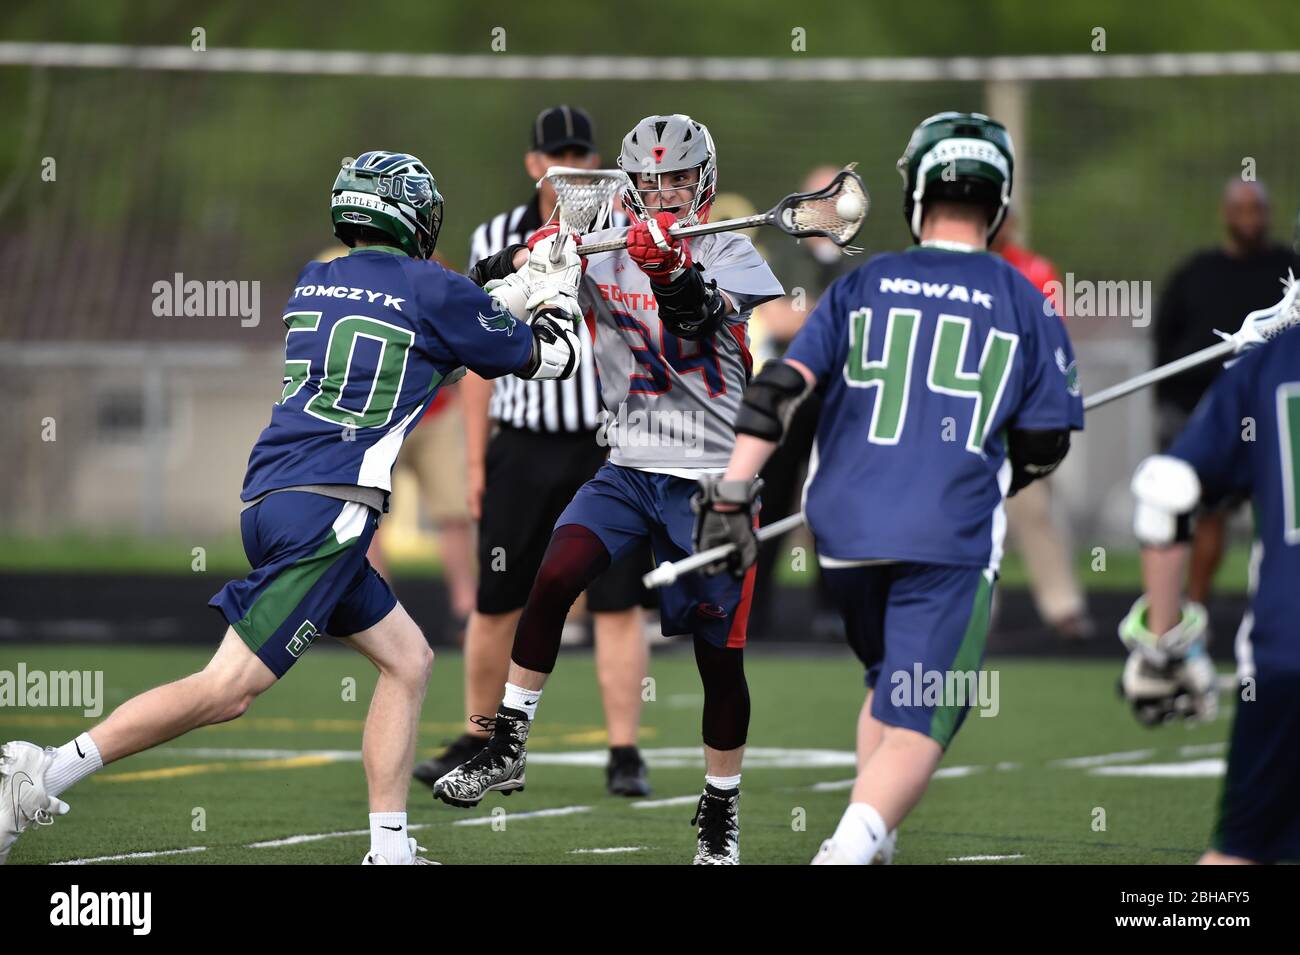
618, 114, 717, 227
331, 151, 444, 258
896, 112, 1014, 243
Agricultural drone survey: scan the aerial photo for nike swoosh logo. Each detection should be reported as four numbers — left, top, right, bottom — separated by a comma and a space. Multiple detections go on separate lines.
524, 699, 538, 706
75, 741, 85, 758
12, 772, 33, 821
380, 825, 403, 832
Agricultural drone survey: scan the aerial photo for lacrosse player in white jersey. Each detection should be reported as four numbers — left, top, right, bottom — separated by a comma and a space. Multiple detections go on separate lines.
435, 114, 784, 864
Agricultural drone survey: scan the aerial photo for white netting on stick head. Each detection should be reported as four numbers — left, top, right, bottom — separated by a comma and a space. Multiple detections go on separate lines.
778, 164, 869, 250
542, 167, 630, 236
1222, 270, 1300, 351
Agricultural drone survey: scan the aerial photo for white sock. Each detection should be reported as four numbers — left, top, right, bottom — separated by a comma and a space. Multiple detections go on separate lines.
45, 733, 103, 797
831, 802, 889, 865
369, 812, 410, 862
705, 773, 741, 792
501, 683, 541, 720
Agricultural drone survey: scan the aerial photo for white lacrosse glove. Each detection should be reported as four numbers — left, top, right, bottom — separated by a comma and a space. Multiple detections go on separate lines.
484, 271, 531, 322
1118, 596, 1217, 725
523, 231, 583, 326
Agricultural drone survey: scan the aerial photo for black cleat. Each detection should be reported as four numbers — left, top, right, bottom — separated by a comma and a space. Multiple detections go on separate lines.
606, 746, 651, 797
413, 733, 487, 788
691, 784, 740, 864
432, 711, 529, 808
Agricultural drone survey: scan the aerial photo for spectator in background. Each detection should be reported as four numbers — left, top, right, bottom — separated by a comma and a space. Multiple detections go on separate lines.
413, 106, 652, 797
991, 208, 1094, 640
400, 384, 476, 634
1154, 180, 1298, 605
747, 166, 853, 634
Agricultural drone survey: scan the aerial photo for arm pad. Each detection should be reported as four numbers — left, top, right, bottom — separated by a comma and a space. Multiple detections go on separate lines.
518, 312, 581, 381
1131, 454, 1201, 545
653, 264, 728, 340
733, 361, 811, 443
469, 243, 527, 287
1007, 428, 1070, 496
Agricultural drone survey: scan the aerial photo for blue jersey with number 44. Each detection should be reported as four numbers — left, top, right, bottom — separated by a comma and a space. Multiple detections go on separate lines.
785, 247, 1084, 568
242, 248, 532, 502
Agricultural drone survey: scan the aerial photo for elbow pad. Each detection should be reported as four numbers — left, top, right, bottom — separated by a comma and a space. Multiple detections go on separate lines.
733, 361, 811, 442
518, 312, 581, 381
469, 243, 527, 288
1007, 428, 1070, 496
653, 264, 728, 340
1131, 454, 1201, 546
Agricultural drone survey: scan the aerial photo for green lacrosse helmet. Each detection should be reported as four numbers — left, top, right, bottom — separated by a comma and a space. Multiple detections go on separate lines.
331, 151, 444, 258
896, 112, 1015, 243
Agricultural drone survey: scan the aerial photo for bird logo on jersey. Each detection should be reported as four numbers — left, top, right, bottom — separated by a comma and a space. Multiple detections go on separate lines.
1056, 346, 1081, 397
478, 310, 518, 336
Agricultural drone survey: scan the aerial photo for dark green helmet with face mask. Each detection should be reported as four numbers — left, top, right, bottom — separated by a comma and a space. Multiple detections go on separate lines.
331, 151, 444, 259
896, 112, 1014, 243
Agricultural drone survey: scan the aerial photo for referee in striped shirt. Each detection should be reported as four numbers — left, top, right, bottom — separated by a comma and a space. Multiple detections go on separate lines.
414, 105, 652, 796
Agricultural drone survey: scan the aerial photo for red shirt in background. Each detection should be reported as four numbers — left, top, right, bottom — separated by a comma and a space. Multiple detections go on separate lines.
997, 242, 1060, 299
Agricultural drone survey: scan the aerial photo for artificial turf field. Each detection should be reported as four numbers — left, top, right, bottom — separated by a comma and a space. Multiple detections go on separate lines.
0, 643, 1232, 865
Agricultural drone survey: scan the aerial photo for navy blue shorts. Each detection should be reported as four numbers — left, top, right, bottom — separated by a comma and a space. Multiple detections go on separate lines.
556, 463, 753, 648
822, 562, 994, 748
1212, 670, 1300, 862
209, 491, 397, 678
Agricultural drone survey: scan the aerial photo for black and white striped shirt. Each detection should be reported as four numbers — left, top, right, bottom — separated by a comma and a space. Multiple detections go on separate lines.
468, 197, 626, 434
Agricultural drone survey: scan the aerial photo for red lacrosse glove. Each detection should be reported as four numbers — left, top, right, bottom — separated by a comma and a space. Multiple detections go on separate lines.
626, 212, 691, 282
526, 224, 560, 250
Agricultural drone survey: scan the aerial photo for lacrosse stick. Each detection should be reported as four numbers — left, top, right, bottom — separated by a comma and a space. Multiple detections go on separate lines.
1084, 271, 1300, 411
577, 165, 870, 256
643, 272, 1300, 590
541, 166, 630, 263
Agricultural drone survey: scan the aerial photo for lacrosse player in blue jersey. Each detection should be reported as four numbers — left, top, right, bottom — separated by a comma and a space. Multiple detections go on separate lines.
0, 151, 584, 866
1121, 322, 1300, 863
695, 113, 1085, 864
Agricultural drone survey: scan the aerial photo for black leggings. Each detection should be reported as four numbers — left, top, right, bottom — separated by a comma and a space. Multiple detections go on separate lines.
512, 524, 749, 750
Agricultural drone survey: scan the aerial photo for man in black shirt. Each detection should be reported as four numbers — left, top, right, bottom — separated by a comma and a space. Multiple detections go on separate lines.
1154, 179, 1298, 603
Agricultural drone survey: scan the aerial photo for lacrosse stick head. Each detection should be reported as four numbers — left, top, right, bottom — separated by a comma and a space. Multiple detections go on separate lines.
541, 166, 630, 261
1226, 270, 1300, 351
773, 165, 870, 251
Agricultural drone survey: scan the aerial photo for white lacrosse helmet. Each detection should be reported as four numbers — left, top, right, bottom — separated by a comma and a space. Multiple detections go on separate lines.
618, 114, 718, 227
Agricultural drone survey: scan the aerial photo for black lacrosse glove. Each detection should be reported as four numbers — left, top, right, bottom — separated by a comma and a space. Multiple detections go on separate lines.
691, 477, 763, 578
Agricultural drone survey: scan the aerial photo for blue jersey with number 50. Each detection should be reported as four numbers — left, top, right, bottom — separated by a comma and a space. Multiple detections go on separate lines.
785, 247, 1084, 569
241, 248, 532, 502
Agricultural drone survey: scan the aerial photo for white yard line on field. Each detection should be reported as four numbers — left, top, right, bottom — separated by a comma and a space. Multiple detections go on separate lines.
1090, 758, 1225, 778
948, 853, 1024, 862
631, 794, 700, 809
569, 846, 644, 854
1050, 749, 1156, 769
54, 846, 210, 865
452, 805, 591, 826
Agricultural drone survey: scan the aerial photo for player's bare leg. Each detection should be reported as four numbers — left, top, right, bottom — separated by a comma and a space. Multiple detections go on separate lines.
89, 630, 276, 763
463, 609, 522, 735
595, 606, 651, 795
2, 629, 274, 864
594, 608, 645, 748
337, 603, 433, 812
1199, 850, 1257, 865
340, 602, 439, 864
814, 722, 939, 865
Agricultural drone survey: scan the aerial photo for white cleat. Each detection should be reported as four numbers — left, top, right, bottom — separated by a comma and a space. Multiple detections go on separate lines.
1, 741, 70, 865
362, 837, 440, 865
810, 829, 898, 865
